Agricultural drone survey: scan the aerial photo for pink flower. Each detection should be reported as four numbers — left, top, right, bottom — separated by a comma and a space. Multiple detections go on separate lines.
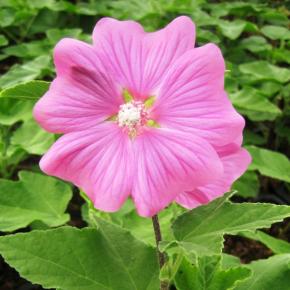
34, 16, 251, 217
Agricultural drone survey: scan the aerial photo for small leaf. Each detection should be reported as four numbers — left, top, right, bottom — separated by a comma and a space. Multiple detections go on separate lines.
172, 192, 290, 256
0, 34, 8, 47
0, 171, 72, 231
0, 56, 51, 89
0, 80, 50, 100
235, 254, 290, 290
230, 87, 281, 120
218, 20, 246, 40
175, 256, 251, 290
233, 171, 259, 198
239, 61, 290, 83
242, 231, 290, 254
261, 25, 290, 40
11, 118, 54, 155
247, 146, 290, 183
240, 36, 271, 53
0, 98, 34, 125
0, 223, 159, 290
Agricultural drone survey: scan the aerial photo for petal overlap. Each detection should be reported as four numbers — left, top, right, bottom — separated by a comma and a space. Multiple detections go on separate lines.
151, 44, 245, 147
131, 128, 223, 216
33, 39, 122, 133
176, 145, 251, 209
93, 16, 195, 99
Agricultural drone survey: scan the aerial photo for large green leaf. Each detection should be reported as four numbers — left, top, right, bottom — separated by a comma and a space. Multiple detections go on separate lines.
0, 80, 50, 100
82, 197, 184, 245
175, 256, 250, 290
235, 254, 290, 290
0, 171, 72, 231
0, 222, 159, 290
247, 146, 290, 183
11, 118, 54, 155
239, 61, 290, 83
172, 193, 290, 256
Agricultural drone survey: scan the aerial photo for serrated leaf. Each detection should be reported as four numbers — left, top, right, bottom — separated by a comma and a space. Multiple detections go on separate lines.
0, 223, 159, 290
247, 146, 290, 183
11, 118, 54, 155
175, 255, 251, 290
0, 171, 72, 231
0, 80, 50, 100
235, 254, 290, 290
239, 61, 290, 83
172, 193, 290, 256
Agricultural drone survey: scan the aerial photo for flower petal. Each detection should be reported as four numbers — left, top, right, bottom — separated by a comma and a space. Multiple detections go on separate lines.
131, 128, 223, 217
176, 146, 251, 209
92, 16, 195, 99
151, 44, 244, 146
39, 123, 134, 212
34, 38, 122, 133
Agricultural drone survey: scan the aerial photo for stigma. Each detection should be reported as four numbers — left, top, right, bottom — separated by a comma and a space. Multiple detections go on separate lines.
117, 101, 148, 137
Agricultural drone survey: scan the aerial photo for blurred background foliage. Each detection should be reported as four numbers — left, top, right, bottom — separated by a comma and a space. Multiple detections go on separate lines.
0, 0, 290, 289
0, 0, 289, 202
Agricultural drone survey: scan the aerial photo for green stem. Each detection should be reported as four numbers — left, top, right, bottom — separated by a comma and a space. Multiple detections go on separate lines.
152, 214, 169, 290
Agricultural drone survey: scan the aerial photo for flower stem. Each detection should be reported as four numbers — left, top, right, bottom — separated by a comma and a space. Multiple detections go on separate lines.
152, 214, 169, 290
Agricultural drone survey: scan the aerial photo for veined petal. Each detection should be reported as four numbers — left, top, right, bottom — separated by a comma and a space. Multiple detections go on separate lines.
131, 128, 223, 217
40, 123, 134, 212
176, 146, 251, 209
34, 38, 122, 133
92, 16, 195, 99
151, 44, 244, 146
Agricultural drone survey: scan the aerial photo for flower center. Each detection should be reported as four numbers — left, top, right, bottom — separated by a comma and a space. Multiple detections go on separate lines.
117, 101, 148, 137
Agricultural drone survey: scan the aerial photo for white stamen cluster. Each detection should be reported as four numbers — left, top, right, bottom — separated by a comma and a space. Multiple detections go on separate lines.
118, 101, 145, 131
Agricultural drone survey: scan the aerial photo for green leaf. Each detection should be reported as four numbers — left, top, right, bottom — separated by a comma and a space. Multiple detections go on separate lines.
240, 36, 271, 53
218, 20, 246, 40
0, 80, 50, 100
0, 34, 8, 47
0, 98, 34, 125
0, 223, 159, 290
11, 118, 54, 155
247, 146, 290, 183
172, 192, 290, 256
261, 25, 290, 40
0, 55, 51, 89
239, 61, 290, 83
233, 171, 259, 198
0, 171, 72, 231
83, 198, 184, 246
242, 231, 290, 254
175, 256, 251, 290
235, 254, 290, 290
46, 28, 82, 43
230, 87, 281, 121
3, 40, 51, 58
